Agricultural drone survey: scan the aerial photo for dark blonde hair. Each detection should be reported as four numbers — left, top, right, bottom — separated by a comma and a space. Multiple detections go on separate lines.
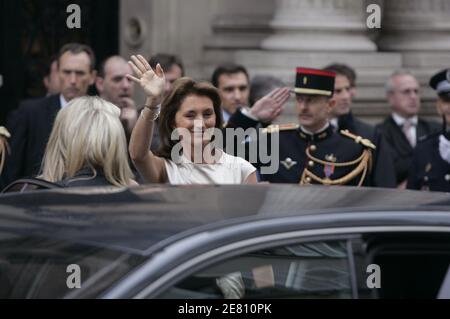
157, 77, 223, 159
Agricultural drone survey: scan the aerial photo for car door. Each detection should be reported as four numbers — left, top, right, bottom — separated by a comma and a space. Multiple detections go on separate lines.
137, 231, 450, 299
151, 236, 359, 299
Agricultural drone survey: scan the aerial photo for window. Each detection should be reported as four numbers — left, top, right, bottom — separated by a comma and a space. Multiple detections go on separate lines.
159, 240, 353, 299
357, 233, 450, 299
0, 232, 145, 298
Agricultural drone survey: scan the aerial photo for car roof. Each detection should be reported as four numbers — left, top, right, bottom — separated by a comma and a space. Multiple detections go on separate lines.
0, 185, 449, 255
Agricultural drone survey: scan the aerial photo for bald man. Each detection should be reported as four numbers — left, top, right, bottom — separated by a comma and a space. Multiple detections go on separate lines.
96, 55, 138, 139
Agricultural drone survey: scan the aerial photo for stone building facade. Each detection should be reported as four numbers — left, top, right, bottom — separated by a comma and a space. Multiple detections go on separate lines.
119, 0, 450, 124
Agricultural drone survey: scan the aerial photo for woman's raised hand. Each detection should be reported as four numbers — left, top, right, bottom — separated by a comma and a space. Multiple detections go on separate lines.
127, 55, 165, 102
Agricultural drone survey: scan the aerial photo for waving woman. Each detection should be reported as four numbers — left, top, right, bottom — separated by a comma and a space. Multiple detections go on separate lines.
127, 55, 257, 184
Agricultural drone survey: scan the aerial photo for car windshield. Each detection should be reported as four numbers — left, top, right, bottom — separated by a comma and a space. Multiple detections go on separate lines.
0, 231, 146, 299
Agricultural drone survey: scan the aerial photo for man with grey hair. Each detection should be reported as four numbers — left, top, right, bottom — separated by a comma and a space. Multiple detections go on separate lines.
376, 70, 440, 188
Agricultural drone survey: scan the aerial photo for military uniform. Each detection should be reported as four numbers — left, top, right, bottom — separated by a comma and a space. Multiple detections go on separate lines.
407, 133, 450, 192
407, 69, 450, 192
258, 123, 375, 185
239, 67, 379, 186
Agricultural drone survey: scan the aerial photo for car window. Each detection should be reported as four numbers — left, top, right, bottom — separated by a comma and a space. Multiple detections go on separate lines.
0, 232, 145, 298
158, 240, 353, 299
357, 233, 450, 299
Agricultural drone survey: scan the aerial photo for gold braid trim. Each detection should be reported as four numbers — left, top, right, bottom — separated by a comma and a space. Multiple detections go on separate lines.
300, 149, 372, 186
340, 129, 376, 150
0, 138, 10, 174
305, 146, 368, 167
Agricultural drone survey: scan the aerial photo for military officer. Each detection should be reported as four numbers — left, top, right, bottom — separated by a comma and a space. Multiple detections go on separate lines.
255, 67, 377, 186
407, 69, 450, 192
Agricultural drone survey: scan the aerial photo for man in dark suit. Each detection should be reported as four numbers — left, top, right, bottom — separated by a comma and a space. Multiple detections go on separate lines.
323, 64, 374, 138
323, 63, 396, 187
3, 43, 96, 185
376, 70, 440, 188
96, 55, 137, 141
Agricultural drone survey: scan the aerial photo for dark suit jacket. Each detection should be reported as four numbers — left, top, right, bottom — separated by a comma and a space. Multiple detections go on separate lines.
225, 109, 260, 130
334, 112, 396, 188
3, 95, 61, 184
338, 112, 374, 140
376, 116, 440, 184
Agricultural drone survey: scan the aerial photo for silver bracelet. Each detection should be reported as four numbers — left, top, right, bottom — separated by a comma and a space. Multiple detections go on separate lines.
143, 105, 161, 121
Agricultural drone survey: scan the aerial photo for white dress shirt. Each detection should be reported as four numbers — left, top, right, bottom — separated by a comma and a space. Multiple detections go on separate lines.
59, 95, 68, 108
222, 110, 231, 123
392, 113, 418, 147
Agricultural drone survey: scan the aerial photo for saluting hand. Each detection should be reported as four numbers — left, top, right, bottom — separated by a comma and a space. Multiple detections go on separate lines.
127, 55, 166, 103
250, 87, 290, 123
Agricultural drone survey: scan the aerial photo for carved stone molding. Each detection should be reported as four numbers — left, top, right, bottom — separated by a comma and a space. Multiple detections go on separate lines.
379, 0, 450, 51
261, 0, 376, 51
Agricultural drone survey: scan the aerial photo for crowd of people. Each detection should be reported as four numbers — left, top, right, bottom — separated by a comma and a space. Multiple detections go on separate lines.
0, 42, 449, 192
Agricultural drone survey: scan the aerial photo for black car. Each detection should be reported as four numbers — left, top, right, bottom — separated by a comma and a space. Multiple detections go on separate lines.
1, 185, 450, 299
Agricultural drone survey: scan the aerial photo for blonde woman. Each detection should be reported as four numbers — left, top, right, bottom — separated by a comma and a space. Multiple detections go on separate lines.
40, 96, 137, 187
128, 54, 257, 184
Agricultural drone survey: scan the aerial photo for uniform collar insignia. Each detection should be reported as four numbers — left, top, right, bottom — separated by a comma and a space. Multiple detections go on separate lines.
299, 125, 332, 141
281, 157, 298, 170
318, 132, 328, 139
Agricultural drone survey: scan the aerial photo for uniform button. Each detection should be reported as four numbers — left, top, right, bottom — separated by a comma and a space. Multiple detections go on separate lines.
309, 145, 317, 152
308, 161, 314, 167
445, 174, 450, 182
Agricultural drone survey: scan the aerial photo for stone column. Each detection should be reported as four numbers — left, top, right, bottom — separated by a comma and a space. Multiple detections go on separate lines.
204, 0, 274, 50
261, 0, 376, 51
378, 0, 450, 51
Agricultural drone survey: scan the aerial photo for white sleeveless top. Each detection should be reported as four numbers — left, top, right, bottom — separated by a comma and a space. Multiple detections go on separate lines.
164, 151, 256, 185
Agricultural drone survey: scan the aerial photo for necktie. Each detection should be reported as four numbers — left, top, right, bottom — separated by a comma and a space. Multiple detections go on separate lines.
402, 120, 416, 147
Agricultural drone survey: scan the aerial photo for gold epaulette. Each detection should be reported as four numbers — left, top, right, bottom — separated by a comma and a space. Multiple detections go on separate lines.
340, 129, 376, 150
0, 126, 10, 139
262, 123, 300, 134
